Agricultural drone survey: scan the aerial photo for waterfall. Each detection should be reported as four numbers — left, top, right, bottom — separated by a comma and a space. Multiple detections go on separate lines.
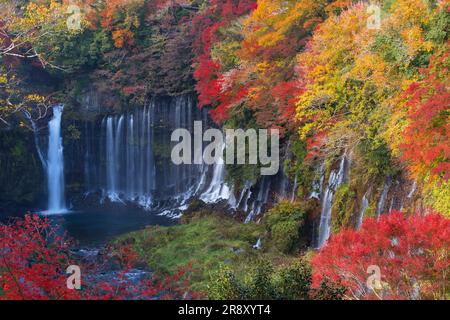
45, 105, 67, 214
316, 155, 347, 248
376, 181, 390, 218
200, 143, 231, 203
106, 117, 118, 198
253, 237, 262, 250
76, 94, 281, 217
91, 95, 213, 211
310, 164, 325, 200
290, 175, 298, 202
408, 181, 417, 199
245, 176, 271, 223
102, 108, 155, 207
237, 181, 253, 209
357, 192, 369, 229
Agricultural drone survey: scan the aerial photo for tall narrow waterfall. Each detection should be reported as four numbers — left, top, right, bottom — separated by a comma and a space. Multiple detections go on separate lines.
357, 192, 369, 229
376, 180, 390, 218
316, 155, 347, 248
46, 105, 67, 214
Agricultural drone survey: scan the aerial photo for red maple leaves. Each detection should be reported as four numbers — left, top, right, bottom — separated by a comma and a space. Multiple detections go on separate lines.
191, 0, 257, 122
0, 215, 199, 300
400, 47, 450, 181
311, 211, 450, 300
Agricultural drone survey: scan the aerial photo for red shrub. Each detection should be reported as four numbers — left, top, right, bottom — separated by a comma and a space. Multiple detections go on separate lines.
0, 215, 199, 300
311, 211, 450, 300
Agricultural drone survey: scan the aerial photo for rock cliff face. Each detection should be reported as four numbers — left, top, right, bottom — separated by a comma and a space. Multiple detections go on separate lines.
61, 93, 294, 217
0, 127, 45, 215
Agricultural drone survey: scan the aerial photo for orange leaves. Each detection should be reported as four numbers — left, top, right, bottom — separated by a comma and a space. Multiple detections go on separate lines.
77, 0, 144, 48
112, 28, 134, 48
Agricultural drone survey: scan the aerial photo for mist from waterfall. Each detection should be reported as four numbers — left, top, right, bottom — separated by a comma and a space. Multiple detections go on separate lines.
45, 105, 67, 214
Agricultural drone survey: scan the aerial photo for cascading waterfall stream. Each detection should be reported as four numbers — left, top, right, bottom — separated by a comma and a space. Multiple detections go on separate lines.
357, 192, 369, 229
377, 181, 390, 218
316, 155, 347, 249
199, 143, 231, 203
58, 95, 299, 218
103, 107, 155, 206
94, 96, 217, 212
244, 177, 271, 223
45, 105, 67, 214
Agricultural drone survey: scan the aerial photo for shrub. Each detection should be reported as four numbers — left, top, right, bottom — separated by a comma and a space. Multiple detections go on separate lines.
311, 211, 450, 300
275, 260, 312, 300
207, 265, 244, 300
207, 259, 314, 300
264, 201, 306, 254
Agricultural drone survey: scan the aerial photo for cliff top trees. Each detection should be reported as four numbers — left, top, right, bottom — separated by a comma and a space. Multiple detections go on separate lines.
192, 0, 351, 133
0, 0, 76, 126
0, 0, 69, 63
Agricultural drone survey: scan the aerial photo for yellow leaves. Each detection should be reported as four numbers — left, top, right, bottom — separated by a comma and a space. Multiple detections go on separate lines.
350, 53, 387, 85
382, 0, 440, 58
21, 0, 66, 30
296, 4, 375, 112
244, 0, 325, 47
0, 74, 7, 84
298, 122, 315, 140
401, 26, 434, 56
423, 178, 450, 217
24, 94, 45, 103
256, 62, 270, 73
389, 0, 432, 27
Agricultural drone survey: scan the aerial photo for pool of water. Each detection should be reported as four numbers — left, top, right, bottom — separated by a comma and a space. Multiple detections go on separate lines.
43, 208, 175, 246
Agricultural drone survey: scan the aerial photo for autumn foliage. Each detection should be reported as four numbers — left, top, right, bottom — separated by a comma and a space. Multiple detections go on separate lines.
400, 45, 450, 182
311, 211, 450, 300
191, 0, 257, 122
0, 215, 199, 300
